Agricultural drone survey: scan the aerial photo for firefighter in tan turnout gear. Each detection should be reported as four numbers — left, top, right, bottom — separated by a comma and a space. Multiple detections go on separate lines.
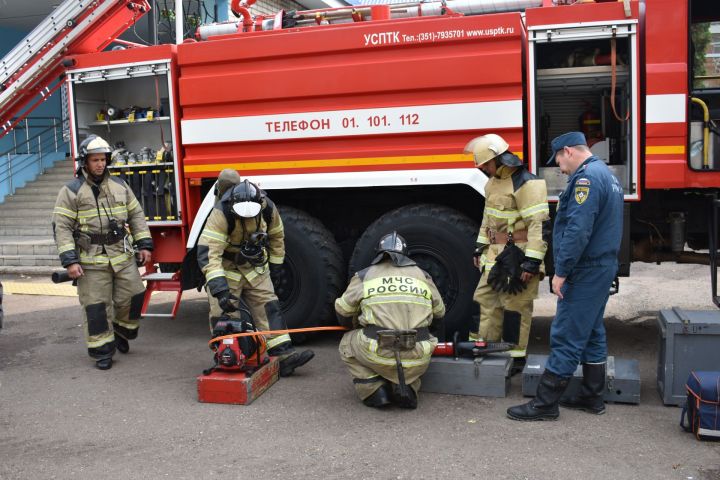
336, 232, 445, 409
465, 134, 550, 366
52, 135, 153, 370
197, 174, 314, 377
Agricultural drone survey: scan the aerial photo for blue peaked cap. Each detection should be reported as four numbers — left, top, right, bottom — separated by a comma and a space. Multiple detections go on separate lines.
547, 131, 587, 165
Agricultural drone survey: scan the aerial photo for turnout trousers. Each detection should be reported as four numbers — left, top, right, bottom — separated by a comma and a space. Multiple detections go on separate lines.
338, 329, 437, 400
76, 262, 145, 359
206, 271, 291, 350
471, 270, 540, 356
546, 265, 616, 377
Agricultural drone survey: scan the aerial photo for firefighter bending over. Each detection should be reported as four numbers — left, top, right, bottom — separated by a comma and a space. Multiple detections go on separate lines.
465, 134, 550, 368
335, 232, 445, 409
52, 135, 153, 370
198, 174, 314, 377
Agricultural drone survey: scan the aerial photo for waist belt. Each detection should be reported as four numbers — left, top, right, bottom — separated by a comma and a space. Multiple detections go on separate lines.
88, 232, 122, 245
363, 325, 431, 342
488, 229, 528, 244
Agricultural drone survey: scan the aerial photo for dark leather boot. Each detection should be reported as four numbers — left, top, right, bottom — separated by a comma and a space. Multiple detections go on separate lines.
507, 371, 569, 421
115, 336, 129, 354
363, 383, 392, 408
278, 350, 315, 377
95, 358, 113, 370
560, 363, 606, 414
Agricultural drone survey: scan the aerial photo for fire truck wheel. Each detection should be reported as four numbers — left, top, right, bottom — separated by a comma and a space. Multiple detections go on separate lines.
274, 206, 345, 342
349, 204, 479, 341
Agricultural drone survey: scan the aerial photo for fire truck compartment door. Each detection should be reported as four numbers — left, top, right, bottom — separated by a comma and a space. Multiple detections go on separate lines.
527, 19, 640, 201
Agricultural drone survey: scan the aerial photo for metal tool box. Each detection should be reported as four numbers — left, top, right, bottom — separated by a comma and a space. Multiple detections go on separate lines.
522, 354, 640, 404
420, 354, 512, 398
657, 308, 720, 406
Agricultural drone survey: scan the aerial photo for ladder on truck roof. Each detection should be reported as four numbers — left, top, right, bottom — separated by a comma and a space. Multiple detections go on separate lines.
0, 0, 151, 139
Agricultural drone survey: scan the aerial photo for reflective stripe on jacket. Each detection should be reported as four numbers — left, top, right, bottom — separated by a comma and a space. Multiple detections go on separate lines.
477, 165, 550, 269
52, 171, 152, 271
335, 260, 445, 330
198, 198, 284, 295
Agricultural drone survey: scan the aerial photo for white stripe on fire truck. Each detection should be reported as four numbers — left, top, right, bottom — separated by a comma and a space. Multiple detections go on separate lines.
645, 94, 686, 124
180, 100, 523, 144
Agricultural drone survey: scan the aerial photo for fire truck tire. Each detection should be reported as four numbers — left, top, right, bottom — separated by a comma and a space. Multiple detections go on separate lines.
349, 204, 479, 341
274, 206, 345, 341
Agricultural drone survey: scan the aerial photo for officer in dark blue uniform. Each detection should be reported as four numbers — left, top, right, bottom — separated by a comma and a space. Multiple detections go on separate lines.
507, 131, 624, 421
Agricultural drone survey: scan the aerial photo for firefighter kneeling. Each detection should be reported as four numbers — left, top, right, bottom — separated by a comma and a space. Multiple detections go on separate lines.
198, 175, 313, 377
335, 232, 445, 409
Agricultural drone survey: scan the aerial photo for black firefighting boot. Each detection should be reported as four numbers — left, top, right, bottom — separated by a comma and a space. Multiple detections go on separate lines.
115, 335, 129, 354
363, 383, 392, 408
507, 371, 569, 421
268, 343, 315, 377
95, 358, 113, 370
560, 363, 606, 415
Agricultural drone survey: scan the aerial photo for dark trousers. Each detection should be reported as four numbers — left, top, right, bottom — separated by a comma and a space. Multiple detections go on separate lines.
546, 265, 616, 377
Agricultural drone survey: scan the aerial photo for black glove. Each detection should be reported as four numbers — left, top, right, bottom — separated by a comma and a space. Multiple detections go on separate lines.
487, 243, 527, 295
215, 290, 238, 313
269, 263, 283, 284
520, 257, 541, 275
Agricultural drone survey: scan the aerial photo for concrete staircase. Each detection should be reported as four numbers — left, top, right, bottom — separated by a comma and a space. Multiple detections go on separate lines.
0, 158, 74, 273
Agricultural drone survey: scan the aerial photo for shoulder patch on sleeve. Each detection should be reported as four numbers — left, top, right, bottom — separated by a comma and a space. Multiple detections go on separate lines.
575, 178, 591, 186
574, 186, 590, 205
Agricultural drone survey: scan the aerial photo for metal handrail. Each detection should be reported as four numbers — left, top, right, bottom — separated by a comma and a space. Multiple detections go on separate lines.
0, 119, 66, 197
3, 117, 62, 155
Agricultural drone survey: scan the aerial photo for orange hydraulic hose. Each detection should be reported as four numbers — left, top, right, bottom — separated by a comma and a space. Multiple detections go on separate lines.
209, 326, 349, 348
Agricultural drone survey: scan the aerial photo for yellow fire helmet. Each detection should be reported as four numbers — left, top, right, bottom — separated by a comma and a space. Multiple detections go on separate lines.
463, 133, 510, 167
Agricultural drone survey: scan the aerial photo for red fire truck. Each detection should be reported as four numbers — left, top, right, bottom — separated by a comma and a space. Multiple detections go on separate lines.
2, 0, 718, 337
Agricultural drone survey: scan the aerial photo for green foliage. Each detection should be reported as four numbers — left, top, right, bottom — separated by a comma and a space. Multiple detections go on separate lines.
692, 23, 712, 88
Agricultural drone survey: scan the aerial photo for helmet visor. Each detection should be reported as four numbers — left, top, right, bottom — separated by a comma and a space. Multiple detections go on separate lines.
232, 201, 262, 218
